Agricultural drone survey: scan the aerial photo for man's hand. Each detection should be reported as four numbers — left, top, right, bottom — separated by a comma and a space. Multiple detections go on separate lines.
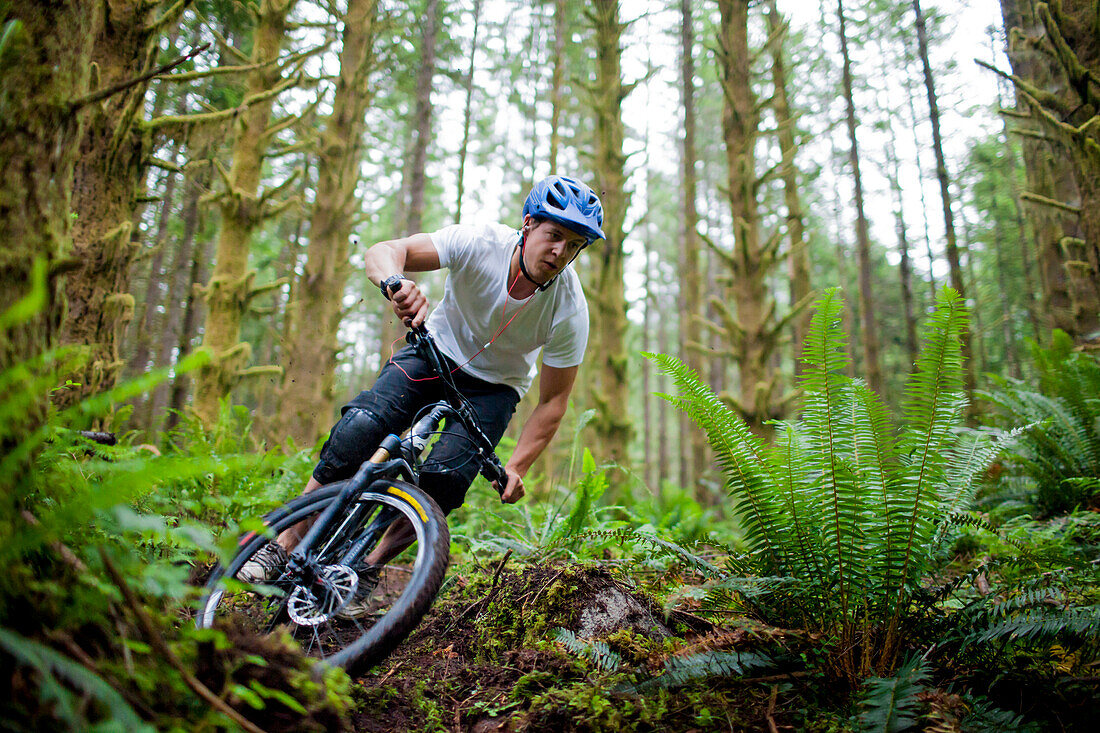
389, 280, 429, 327
495, 465, 526, 504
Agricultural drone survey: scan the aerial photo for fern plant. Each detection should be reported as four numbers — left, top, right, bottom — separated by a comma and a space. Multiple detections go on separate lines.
979, 330, 1100, 516
649, 288, 994, 683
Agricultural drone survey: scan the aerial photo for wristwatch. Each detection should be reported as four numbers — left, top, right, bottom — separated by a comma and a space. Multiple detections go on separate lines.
380, 274, 407, 300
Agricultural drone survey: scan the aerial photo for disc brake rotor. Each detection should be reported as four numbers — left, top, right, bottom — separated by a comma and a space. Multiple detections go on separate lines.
286, 564, 359, 626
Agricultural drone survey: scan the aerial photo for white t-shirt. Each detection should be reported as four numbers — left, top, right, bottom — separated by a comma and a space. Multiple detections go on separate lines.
425, 222, 589, 396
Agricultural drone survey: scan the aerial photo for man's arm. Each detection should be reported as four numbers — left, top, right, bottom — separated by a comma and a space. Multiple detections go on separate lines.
498, 364, 579, 503
365, 233, 441, 326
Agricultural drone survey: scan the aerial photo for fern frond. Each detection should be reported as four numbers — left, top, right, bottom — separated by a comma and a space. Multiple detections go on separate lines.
798, 289, 865, 618
0, 627, 152, 732
856, 656, 930, 733
553, 628, 622, 672
892, 287, 968, 604
649, 353, 792, 570
621, 650, 777, 693
965, 605, 1100, 646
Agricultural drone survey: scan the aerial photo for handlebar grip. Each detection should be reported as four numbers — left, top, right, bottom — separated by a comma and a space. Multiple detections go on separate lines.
480, 455, 507, 493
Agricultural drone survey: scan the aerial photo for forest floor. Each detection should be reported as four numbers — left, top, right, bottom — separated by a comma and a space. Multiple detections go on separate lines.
349, 558, 834, 733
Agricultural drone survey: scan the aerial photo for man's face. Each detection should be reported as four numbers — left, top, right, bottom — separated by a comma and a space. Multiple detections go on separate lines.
523, 216, 587, 281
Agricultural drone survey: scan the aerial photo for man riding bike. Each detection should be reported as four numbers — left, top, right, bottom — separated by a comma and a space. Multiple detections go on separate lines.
239, 174, 605, 617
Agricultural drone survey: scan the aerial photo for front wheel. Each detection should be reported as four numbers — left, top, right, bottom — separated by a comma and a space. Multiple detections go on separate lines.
196, 480, 449, 674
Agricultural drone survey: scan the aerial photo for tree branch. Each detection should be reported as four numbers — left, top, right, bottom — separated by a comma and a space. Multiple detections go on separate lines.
70, 43, 210, 110
158, 61, 266, 83
1019, 191, 1081, 214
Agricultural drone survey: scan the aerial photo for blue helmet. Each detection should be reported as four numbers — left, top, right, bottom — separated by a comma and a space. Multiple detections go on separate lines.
522, 175, 605, 244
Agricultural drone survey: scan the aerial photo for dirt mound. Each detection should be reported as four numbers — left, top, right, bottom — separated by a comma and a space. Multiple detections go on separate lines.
351, 559, 729, 732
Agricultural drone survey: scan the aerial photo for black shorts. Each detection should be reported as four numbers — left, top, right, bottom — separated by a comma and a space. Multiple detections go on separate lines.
312, 346, 520, 515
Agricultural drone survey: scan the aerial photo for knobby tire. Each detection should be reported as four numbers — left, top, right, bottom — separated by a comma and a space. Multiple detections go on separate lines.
197, 480, 449, 675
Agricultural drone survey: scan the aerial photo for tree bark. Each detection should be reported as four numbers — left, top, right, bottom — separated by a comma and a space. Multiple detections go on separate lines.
586, 0, 632, 469
277, 0, 382, 447
679, 0, 706, 494
1, 0, 99, 453
58, 0, 186, 409
837, 0, 884, 396
549, 0, 568, 172
912, 0, 976, 393
193, 0, 299, 426
455, 0, 483, 220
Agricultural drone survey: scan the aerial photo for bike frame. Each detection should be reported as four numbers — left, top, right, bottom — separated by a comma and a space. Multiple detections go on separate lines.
283, 325, 506, 579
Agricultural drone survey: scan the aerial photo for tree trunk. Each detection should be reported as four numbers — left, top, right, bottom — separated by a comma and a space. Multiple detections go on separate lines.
912, 0, 976, 393
455, 0, 482, 220
277, 0, 382, 447
405, 0, 442, 236
1, 0, 98, 453
679, 0, 706, 494
549, 0, 568, 172
837, 0, 884, 396
166, 207, 217, 434
587, 0, 632, 468
58, 0, 185, 409
880, 98, 920, 366
766, 0, 811, 377
194, 0, 299, 426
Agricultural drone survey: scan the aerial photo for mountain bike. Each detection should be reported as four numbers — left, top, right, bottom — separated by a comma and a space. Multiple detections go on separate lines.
196, 324, 507, 674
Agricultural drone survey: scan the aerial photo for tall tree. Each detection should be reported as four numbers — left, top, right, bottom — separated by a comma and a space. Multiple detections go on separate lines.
1, 0, 99, 450
836, 0, 884, 395
679, 0, 707, 492
379, 0, 444, 367
58, 0, 191, 408
277, 0, 382, 446
713, 0, 786, 431
765, 0, 813, 376
455, 0, 483, 219
193, 0, 302, 425
548, 0, 568, 172
586, 0, 632, 466
911, 0, 975, 393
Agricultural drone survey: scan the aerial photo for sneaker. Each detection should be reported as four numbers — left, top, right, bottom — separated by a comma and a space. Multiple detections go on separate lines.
236, 541, 288, 584
337, 564, 382, 619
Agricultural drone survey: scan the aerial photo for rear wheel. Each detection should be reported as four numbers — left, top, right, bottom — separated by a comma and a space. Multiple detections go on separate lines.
197, 480, 449, 674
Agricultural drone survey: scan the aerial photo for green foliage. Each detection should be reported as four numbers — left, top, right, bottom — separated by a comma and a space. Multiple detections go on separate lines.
856, 656, 929, 733
0, 305, 349, 729
622, 650, 776, 693
980, 330, 1100, 515
553, 627, 622, 672
649, 288, 994, 681
0, 627, 153, 732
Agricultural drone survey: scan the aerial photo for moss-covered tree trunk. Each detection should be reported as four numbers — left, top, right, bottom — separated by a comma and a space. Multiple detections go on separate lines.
277, 0, 381, 446
715, 0, 782, 432
193, 0, 299, 426
679, 0, 707, 494
999, 0, 1098, 342
586, 0, 632, 467
1, 0, 99, 449
56, 0, 185, 409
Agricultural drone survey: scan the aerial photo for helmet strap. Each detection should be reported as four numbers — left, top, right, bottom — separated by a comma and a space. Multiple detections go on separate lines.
517, 229, 553, 292
515, 228, 586, 293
